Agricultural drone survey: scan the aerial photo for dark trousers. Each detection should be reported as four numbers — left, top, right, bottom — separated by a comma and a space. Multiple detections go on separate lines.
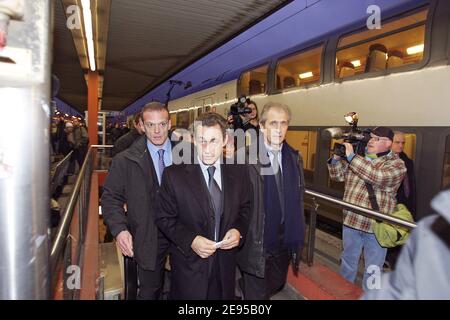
207, 256, 222, 300
136, 264, 165, 300
240, 250, 290, 300
135, 235, 170, 300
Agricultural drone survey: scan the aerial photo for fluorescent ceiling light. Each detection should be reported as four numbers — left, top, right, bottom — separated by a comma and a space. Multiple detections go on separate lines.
299, 72, 313, 79
81, 0, 96, 71
351, 60, 361, 67
407, 44, 424, 55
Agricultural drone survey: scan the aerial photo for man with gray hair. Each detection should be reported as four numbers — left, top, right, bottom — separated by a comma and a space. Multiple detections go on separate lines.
238, 102, 306, 300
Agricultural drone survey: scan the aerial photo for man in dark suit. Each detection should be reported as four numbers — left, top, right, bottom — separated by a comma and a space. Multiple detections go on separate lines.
156, 112, 251, 300
391, 131, 416, 216
101, 102, 173, 299
237, 102, 306, 300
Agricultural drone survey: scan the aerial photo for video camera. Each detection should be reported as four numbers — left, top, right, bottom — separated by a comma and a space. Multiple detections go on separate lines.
323, 112, 371, 157
228, 95, 252, 130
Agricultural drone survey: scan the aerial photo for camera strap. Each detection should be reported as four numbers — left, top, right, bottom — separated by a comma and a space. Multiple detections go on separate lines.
364, 182, 380, 212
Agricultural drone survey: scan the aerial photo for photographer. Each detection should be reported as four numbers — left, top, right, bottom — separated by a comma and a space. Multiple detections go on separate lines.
241, 100, 260, 132
227, 98, 259, 132
327, 126, 406, 291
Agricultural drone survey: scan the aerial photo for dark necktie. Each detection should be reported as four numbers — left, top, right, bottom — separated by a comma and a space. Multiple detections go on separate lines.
270, 150, 285, 223
157, 149, 165, 184
207, 166, 222, 242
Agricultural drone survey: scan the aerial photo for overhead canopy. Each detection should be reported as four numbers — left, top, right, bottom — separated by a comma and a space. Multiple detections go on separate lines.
52, 0, 292, 112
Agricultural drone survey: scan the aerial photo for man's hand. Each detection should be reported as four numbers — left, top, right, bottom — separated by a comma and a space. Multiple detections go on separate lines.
219, 228, 241, 250
343, 142, 354, 157
191, 235, 217, 258
116, 230, 134, 257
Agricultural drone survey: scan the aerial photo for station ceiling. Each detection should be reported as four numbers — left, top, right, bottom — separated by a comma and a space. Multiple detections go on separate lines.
52, 0, 292, 112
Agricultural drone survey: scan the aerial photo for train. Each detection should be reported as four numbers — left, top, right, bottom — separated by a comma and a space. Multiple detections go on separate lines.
163, 0, 450, 224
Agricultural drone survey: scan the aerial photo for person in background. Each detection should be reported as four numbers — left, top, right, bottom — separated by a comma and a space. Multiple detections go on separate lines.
385, 131, 417, 269
391, 131, 416, 216
111, 112, 144, 157
242, 100, 260, 133
72, 118, 88, 169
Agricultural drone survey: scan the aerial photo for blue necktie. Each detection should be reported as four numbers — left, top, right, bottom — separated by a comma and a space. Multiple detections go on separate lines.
207, 166, 222, 242
157, 149, 165, 184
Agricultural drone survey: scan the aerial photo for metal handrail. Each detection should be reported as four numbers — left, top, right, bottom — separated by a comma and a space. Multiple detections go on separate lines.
50, 147, 93, 274
302, 188, 416, 267
91, 145, 113, 148
50, 144, 113, 288
50, 150, 73, 196
51, 151, 73, 178
305, 189, 417, 230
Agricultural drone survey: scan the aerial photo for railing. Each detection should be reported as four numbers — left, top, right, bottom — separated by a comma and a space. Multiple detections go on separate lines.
303, 188, 417, 266
50, 151, 73, 196
50, 145, 113, 299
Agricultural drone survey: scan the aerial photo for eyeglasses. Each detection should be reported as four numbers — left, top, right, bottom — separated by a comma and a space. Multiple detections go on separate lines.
370, 135, 389, 142
143, 121, 168, 130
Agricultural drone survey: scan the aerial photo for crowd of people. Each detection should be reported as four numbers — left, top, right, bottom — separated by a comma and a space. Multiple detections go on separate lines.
98, 99, 448, 300
50, 115, 88, 170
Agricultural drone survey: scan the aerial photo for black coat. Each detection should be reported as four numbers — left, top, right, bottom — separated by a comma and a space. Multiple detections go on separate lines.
155, 162, 251, 299
101, 135, 169, 270
237, 142, 305, 278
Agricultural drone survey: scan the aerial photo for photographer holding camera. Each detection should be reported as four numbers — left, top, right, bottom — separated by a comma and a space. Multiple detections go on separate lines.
227, 97, 259, 132
327, 126, 406, 291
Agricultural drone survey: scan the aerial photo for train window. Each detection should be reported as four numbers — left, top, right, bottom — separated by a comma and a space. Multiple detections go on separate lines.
442, 135, 450, 188
285, 130, 317, 184
336, 8, 428, 79
238, 64, 268, 96
276, 45, 323, 90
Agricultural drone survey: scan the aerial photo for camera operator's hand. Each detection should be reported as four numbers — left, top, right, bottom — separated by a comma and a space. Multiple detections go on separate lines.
227, 115, 234, 124
343, 142, 354, 158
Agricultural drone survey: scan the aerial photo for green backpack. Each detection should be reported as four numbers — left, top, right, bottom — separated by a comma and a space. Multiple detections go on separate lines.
373, 204, 415, 248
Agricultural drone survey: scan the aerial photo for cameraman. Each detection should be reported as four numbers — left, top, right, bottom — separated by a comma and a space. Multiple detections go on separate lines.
241, 100, 260, 132
228, 99, 260, 132
327, 126, 406, 291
